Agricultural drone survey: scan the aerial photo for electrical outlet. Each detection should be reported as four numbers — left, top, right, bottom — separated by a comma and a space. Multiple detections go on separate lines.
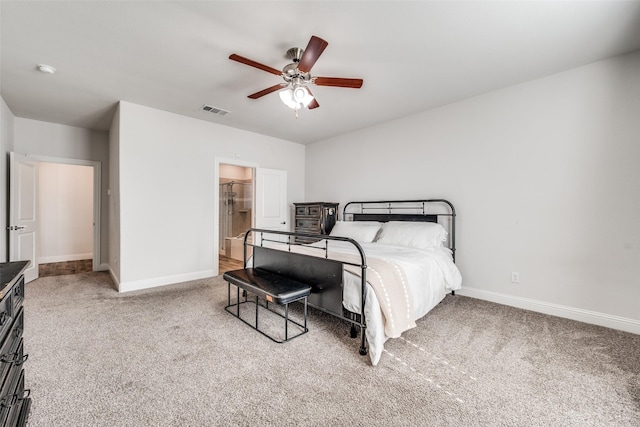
511, 272, 520, 283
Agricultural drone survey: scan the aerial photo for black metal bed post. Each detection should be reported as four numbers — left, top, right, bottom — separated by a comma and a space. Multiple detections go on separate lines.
344, 236, 369, 356
359, 266, 367, 355
243, 230, 251, 268
438, 199, 456, 263
451, 210, 456, 262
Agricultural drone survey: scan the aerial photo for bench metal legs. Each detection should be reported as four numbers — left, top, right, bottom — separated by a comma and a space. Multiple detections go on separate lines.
224, 282, 309, 343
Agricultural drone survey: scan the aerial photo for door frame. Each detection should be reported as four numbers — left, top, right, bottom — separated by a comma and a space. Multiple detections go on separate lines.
27, 155, 102, 272
214, 157, 257, 275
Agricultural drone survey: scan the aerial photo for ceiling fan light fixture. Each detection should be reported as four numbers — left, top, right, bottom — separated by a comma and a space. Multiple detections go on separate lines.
279, 85, 314, 110
293, 86, 308, 102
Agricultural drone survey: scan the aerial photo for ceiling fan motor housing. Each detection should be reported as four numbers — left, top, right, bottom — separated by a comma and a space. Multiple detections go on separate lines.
286, 47, 304, 62
282, 63, 310, 84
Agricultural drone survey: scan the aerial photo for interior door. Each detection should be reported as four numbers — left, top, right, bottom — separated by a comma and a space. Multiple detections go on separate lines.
9, 152, 39, 283
255, 168, 288, 231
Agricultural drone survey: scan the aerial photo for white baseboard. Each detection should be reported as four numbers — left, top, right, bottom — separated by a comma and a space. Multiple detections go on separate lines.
118, 270, 216, 293
456, 287, 640, 335
39, 253, 93, 264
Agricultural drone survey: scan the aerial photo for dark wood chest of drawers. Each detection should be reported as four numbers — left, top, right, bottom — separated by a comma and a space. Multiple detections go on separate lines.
0, 262, 30, 427
294, 202, 339, 242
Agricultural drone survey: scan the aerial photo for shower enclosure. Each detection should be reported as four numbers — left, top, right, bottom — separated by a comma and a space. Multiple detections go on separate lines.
219, 180, 253, 254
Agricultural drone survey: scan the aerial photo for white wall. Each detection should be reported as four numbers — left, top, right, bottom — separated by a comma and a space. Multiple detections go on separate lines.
13, 118, 110, 268
306, 51, 640, 332
38, 162, 93, 263
115, 101, 305, 291
0, 96, 15, 262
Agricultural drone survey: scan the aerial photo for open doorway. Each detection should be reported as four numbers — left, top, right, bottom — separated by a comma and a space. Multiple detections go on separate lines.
219, 164, 253, 272
9, 153, 101, 282
38, 161, 94, 277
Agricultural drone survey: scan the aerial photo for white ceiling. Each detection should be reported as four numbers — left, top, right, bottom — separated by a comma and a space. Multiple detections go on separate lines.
2, 1, 640, 145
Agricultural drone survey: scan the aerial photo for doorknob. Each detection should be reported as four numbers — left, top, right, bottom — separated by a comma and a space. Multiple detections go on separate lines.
7, 226, 26, 231
280, 221, 286, 225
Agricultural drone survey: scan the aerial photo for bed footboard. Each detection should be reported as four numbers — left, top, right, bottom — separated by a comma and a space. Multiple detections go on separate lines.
243, 229, 369, 356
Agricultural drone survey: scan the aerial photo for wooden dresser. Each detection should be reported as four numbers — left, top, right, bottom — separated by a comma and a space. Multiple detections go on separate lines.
294, 202, 339, 242
0, 261, 30, 427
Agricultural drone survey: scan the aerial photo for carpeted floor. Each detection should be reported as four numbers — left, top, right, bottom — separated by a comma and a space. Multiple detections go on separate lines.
23, 272, 640, 426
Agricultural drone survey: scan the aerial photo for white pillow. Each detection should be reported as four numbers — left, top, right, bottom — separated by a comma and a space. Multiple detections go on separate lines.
376, 221, 447, 249
329, 221, 382, 243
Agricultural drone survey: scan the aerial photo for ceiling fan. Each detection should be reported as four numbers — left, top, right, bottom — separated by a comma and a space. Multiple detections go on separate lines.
229, 35, 363, 114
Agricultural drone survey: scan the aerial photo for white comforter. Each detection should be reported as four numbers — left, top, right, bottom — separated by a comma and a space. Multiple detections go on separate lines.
323, 241, 462, 365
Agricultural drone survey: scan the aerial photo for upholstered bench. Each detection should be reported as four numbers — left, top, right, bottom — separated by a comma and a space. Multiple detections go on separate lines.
223, 268, 312, 342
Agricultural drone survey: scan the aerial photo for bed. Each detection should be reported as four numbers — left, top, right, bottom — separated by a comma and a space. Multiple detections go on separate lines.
243, 199, 462, 365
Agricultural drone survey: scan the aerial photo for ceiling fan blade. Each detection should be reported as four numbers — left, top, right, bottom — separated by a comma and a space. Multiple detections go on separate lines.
306, 88, 320, 109
308, 98, 320, 109
229, 54, 282, 76
297, 36, 328, 73
314, 77, 363, 89
248, 84, 287, 99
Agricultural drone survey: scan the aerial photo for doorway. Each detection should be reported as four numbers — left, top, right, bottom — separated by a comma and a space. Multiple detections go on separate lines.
219, 164, 254, 271
38, 162, 94, 276
9, 153, 101, 282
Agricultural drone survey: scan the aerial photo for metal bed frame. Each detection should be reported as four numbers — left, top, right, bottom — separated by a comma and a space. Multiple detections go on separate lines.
343, 199, 456, 261
242, 199, 456, 357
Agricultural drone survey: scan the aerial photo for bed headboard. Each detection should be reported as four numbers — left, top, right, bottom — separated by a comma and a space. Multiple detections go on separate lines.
342, 199, 456, 261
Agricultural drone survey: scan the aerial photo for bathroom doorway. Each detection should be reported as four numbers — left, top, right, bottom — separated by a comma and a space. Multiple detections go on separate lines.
219, 164, 253, 269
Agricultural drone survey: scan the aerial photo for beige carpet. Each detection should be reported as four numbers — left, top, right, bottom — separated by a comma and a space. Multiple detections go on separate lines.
23, 272, 639, 426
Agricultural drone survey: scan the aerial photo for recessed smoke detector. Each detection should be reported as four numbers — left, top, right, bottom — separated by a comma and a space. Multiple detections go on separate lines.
200, 104, 230, 116
37, 64, 56, 74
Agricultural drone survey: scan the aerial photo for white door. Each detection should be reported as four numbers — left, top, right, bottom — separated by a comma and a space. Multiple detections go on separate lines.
9, 152, 39, 283
255, 168, 288, 231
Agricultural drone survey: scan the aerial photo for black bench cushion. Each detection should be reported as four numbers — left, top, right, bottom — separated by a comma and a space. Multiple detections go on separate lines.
223, 268, 312, 305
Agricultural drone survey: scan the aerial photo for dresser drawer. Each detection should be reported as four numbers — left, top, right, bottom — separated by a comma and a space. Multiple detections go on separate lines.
7, 393, 30, 427
0, 309, 24, 371
13, 394, 30, 427
0, 368, 27, 427
296, 219, 319, 230
0, 337, 25, 402
295, 204, 321, 217
11, 276, 24, 314
0, 294, 13, 345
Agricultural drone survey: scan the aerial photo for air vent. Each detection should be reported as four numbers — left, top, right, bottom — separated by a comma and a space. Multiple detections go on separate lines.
200, 104, 230, 116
